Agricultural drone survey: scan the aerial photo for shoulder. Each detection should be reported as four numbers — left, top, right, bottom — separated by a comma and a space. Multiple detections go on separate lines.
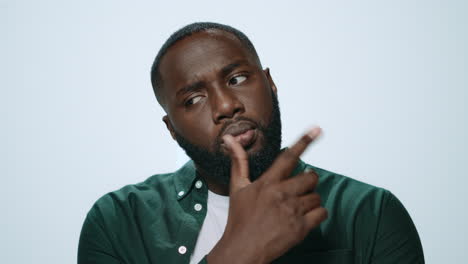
302, 166, 424, 262
86, 159, 198, 221
302, 163, 424, 258
306, 163, 388, 195
87, 172, 176, 221
303, 162, 396, 218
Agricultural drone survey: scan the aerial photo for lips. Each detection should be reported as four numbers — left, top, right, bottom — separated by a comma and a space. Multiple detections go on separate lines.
221, 120, 258, 148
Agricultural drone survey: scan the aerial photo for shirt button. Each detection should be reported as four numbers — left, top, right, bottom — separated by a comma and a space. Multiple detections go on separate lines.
195, 180, 203, 189
194, 203, 203, 211
178, 246, 187, 254
178, 191, 185, 197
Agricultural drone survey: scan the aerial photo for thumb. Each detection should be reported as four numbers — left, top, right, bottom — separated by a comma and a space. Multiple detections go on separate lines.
223, 135, 251, 194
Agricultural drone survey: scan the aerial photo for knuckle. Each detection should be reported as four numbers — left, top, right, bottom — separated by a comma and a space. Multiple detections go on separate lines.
306, 208, 328, 227
274, 191, 286, 202
280, 198, 297, 216
268, 187, 287, 202
306, 174, 316, 188
256, 176, 268, 186
311, 171, 318, 184
305, 169, 318, 184
290, 200, 300, 215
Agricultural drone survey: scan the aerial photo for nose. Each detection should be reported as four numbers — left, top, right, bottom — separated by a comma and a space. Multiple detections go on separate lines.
211, 87, 245, 124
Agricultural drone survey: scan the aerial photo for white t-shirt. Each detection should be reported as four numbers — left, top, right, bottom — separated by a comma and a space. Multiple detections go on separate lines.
189, 190, 229, 264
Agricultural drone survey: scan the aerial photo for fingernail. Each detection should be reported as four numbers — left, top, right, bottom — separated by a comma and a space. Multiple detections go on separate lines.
222, 135, 233, 147
307, 127, 321, 139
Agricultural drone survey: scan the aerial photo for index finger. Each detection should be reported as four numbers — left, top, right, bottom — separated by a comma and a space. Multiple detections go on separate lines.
265, 126, 322, 181
223, 135, 252, 194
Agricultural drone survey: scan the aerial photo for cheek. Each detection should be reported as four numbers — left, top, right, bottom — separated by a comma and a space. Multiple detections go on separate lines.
242, 89, 274, 124
171, 111, 218, 148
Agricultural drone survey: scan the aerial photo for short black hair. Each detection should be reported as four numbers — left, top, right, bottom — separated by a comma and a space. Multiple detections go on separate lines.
150, 22, 261, 107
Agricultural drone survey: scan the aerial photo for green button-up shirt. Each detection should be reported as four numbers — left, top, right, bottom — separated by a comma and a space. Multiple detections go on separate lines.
78, 159, 424, 263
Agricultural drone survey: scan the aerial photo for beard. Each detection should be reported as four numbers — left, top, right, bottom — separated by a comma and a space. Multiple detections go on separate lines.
173, 93, 282, 185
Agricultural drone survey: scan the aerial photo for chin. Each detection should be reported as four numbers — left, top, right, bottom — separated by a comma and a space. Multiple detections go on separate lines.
245, 139, 264, 155
240, 131, 266, 155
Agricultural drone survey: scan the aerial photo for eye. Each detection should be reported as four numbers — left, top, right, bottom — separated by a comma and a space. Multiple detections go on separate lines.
228, 75, 247, 86
185, 96, 202, 106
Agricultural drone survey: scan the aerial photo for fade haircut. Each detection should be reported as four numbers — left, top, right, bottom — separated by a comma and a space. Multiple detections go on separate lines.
150, 22, 262, 107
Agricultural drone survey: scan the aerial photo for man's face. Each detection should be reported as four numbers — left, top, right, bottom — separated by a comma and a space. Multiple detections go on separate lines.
158, 30, 282, 184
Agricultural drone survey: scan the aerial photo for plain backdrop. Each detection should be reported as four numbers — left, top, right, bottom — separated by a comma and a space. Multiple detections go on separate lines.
2, 0, 467, 263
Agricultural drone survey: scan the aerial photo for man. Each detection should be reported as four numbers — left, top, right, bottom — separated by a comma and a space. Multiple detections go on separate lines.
78, 22, 424, 264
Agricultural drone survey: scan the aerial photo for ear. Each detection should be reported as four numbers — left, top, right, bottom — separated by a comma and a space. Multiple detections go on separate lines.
162, 115, 177, 140
263, 68, 278, 95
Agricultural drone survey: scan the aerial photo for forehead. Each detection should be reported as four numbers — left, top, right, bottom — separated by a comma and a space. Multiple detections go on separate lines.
158, 30, 258, 97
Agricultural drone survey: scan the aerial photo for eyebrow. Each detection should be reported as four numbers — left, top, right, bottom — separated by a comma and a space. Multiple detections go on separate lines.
220, 60, 248, 77
175, 60, 250, 98
176, 80, 205, 98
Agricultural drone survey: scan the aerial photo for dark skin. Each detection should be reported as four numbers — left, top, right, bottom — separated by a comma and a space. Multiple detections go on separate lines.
158, 30, 328, 264
159, 30, 275, 195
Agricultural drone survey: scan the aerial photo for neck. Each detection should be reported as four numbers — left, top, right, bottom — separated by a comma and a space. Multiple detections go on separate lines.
195, 164, 230, 196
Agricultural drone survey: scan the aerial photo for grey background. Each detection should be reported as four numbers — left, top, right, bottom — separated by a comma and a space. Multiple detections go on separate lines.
2, 0, 467, 263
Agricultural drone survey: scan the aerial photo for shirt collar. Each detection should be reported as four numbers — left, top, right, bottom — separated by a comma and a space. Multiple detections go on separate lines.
172, 154, 307, 200
173, 160, 198, 201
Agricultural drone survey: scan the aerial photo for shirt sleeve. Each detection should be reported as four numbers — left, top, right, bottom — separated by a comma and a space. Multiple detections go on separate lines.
78, 209, 121, 264
371, 191, 425, 263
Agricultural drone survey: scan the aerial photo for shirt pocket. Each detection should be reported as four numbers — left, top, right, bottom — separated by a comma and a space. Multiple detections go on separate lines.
273, 249, 354, 264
